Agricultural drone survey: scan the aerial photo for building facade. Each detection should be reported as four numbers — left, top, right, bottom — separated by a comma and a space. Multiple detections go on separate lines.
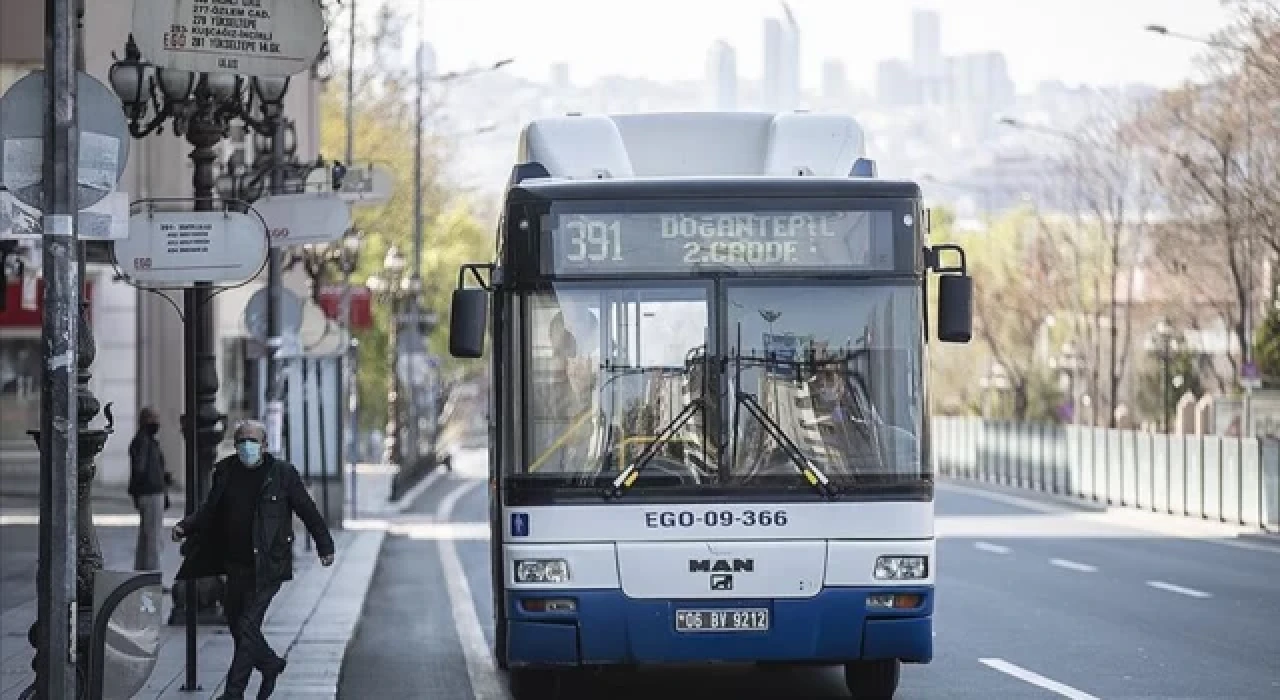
0, 0, 324, 493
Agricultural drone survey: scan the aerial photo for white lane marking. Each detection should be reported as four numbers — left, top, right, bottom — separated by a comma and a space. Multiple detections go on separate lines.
939, 481, 1280, 556
0, 514, 180, 527
437, 478, 512, 700
974, 541, 1011, 554
389, 463, 450, 513
980, 658, 1100, 699
1146, 580, 1212, 599
1050, 558, 1097, 573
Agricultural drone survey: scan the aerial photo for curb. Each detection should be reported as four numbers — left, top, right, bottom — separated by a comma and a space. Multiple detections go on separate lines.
273, 529, 389, 699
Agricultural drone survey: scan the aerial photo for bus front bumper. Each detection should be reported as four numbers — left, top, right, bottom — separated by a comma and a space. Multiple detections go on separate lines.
505, 586, 933, 668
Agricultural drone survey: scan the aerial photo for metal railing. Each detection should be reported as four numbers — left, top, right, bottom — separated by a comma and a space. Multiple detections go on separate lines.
931, 416, 1280, 531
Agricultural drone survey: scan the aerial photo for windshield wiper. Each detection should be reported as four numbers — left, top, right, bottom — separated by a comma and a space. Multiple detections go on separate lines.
729, 353, 838, 500
602, 397, 705, 500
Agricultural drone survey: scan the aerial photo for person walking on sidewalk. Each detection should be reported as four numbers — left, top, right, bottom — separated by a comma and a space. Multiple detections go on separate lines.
171, 419, 336, 700
128, 407, 171, 571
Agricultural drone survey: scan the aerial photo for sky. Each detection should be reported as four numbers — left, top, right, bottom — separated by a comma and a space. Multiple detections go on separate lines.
377, 0, 1237, 92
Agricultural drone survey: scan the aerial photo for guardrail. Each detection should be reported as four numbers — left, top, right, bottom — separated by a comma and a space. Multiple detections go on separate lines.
931, 416, 1280, 531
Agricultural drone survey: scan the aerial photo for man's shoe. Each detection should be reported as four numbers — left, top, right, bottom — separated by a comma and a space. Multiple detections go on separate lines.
257, 658, 287, 699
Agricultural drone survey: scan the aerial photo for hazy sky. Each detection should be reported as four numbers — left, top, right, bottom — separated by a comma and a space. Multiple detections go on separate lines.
398, 0, 1234, 91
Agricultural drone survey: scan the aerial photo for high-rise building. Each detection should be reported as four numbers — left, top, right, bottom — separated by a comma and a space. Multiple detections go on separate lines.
911, 9, 944, 104
946, 51, 1015, 109
821, 58, 850, 103
550, 62, 571, 91
875, 59, 914, 106
418, 41, 437, 78
706, 40, 738, 110
762, 3, 800, 111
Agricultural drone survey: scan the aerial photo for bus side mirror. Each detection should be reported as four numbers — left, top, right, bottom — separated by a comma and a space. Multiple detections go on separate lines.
449, 288, 488, 358
937, 274, 973, 343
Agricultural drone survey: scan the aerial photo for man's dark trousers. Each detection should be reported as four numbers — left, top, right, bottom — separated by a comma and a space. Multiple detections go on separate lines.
223, 563, 283, 695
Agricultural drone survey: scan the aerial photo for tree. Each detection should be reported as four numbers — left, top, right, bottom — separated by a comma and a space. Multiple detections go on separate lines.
315, 14, 496, 432
1254, 303, 1280, 388
928, 207, 1067, 421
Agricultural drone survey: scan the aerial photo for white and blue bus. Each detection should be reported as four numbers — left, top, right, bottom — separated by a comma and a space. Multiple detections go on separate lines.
448, 112, 974, 699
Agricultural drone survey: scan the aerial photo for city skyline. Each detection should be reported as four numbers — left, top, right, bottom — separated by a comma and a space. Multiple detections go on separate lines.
402, 0, 1233, 92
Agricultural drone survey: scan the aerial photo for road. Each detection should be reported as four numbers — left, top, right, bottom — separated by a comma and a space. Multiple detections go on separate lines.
340, 448, 1280, 699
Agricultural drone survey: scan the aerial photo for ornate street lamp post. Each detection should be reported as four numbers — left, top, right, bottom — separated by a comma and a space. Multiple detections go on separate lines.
107, 34, 291, 637
1150, 319, 1179, 434
367, 246, 409, 471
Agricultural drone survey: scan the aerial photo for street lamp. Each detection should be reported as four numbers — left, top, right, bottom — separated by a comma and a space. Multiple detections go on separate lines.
108, 30, 296, 675
1148, 319, 1179, 433
368, 246, 408, 468
1049, 341, 1086, 424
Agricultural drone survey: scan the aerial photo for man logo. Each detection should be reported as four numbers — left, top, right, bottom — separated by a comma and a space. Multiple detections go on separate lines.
710, 574, 733, 591
688, 558, 754, 573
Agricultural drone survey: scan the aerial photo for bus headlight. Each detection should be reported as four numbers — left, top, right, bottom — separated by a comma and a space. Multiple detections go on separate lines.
514, 559, 571, 584
874, 556, 928, 580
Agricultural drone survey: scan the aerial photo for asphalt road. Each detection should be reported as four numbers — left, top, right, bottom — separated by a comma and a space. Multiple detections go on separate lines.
340, 449, 1280, 699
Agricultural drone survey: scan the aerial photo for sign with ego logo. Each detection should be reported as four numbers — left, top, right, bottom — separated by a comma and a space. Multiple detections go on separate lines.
251, 192, 351, 248
113, 210, 268, 286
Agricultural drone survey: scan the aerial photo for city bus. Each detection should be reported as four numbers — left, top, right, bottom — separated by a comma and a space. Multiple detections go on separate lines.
448, 112, 973, 699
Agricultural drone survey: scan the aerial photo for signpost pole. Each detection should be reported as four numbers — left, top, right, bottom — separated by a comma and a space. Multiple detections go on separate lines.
265, 118, 286, 454
34, 0, 80, 696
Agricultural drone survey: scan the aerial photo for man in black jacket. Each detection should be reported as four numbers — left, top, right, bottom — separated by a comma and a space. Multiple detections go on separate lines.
172, 419, 335, 700
128, 407, 170, 571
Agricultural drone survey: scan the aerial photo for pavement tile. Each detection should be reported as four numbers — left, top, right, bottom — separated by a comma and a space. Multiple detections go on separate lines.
1, 464, 398, 700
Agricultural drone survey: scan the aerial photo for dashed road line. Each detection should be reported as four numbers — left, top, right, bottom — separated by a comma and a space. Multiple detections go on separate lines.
1146, 580, 1212, 599
1050, 558, 1097, 573
980, 658, 1100, 699
974, 541, 1011, 554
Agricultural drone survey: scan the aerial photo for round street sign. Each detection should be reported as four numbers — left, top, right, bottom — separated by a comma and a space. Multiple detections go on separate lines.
0, 70, 130, 211
243, 285, 304, 343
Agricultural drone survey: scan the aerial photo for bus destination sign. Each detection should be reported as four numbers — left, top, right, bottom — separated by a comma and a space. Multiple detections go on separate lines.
548, 210, 895, 275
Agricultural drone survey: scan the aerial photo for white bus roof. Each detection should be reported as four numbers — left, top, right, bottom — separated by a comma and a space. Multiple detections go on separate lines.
515, 112, 874, 181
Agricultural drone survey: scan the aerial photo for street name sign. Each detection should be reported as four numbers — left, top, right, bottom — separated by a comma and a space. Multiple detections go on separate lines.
0, 71, 130, 210
114, 210, 268, 286
132, 0, 327, 78
252, 192, 352, 248
336, 164, 393, 205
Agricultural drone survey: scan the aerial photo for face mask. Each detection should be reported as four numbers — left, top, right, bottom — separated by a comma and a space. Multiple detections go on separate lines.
237, 440, 263, 467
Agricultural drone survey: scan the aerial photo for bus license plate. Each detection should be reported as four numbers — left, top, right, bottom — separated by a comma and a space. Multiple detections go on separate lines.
674, 608, 769, 632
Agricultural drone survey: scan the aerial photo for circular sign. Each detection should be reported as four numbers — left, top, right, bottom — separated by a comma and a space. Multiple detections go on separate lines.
244, 286, 305, 343
0, 70, 131, 211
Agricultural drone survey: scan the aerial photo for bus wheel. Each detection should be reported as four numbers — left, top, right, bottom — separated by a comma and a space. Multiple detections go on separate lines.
844, 660, 900, 699
509, 669, 560, 699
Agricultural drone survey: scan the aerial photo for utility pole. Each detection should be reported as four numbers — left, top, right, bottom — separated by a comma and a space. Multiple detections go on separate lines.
36, 0, 80, 695
404, 20, 427, 472
346, 0, 356, 167
264, 118, 286, 453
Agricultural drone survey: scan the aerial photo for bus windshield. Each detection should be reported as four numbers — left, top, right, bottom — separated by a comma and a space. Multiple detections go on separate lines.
519, 281, 923, 495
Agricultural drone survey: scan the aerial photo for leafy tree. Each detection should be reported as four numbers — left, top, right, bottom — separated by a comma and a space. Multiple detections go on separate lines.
315, 83, 493, 432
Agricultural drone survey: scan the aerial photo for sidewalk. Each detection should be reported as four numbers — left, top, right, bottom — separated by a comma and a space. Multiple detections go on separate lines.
0, 462, 413, 700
